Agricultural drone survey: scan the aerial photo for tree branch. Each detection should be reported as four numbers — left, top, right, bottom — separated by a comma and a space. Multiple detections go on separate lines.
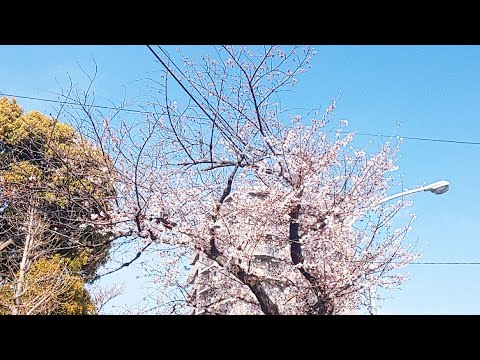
95, 240, 154, 280
205, 244, 279, 315
0, 239, 13, 253
289, 204, 331, 315
202, 163, 279, 314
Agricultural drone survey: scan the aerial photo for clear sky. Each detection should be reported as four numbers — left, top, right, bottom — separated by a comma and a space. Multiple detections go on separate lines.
1, 45, 479, 314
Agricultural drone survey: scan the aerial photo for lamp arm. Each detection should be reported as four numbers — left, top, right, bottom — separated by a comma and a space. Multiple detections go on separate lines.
379, 187, 426, 205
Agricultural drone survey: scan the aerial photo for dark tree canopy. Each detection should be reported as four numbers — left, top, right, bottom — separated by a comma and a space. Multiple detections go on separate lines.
0, 97, 116, 314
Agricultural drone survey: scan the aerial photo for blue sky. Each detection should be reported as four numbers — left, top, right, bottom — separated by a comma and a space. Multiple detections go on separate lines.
1, 45, 479, 314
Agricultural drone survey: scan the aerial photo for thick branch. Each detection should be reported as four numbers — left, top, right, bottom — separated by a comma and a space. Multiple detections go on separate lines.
12, 205, 36, 315
289, 204, 303, 265
206, 164, 278, 315
218, 166, 238, 206
206, 244, 279, 315
289, 204, 331, 315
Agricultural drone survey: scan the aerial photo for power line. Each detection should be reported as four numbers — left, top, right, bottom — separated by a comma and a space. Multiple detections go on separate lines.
147, 46, 480, 147
366, 261, 480, 266
411, 262, 480, 265
3, 90, 480, 146
350, 131, 480, 146
0, 92, 153, 115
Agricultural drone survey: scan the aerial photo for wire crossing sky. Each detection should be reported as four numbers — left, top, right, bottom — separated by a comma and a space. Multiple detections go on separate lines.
2, 92, 480, 146
1, 45, 479, 314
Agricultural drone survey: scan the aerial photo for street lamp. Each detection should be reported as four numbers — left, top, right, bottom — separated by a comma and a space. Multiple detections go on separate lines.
379, 180, 450, 204
344, 181, 450, 228
368, 180, 450, 315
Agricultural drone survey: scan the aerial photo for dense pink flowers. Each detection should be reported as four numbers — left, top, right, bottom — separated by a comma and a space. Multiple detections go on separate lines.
95, 46, 418, 314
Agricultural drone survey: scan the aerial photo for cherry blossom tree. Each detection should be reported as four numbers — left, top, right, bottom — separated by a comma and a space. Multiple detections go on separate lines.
66, 45, 418, 315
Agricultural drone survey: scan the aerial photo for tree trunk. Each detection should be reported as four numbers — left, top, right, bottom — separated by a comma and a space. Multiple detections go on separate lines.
12, 205, 36, 315
207, 244, 280, 315
289, 204, 330, 315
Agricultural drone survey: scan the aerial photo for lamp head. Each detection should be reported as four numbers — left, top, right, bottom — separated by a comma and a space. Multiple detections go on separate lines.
424, 180, 450, 195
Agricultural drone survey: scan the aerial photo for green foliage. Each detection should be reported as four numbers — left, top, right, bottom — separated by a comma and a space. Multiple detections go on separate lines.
0, 97, 116, 313
0, 252, 96, 315
0, 97, 114, 207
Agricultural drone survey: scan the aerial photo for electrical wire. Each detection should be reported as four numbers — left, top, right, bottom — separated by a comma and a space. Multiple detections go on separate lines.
0, 92, 153, 115
2, 90, 480, 146
411, 262, 480, 265
345, 131, 480, 146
